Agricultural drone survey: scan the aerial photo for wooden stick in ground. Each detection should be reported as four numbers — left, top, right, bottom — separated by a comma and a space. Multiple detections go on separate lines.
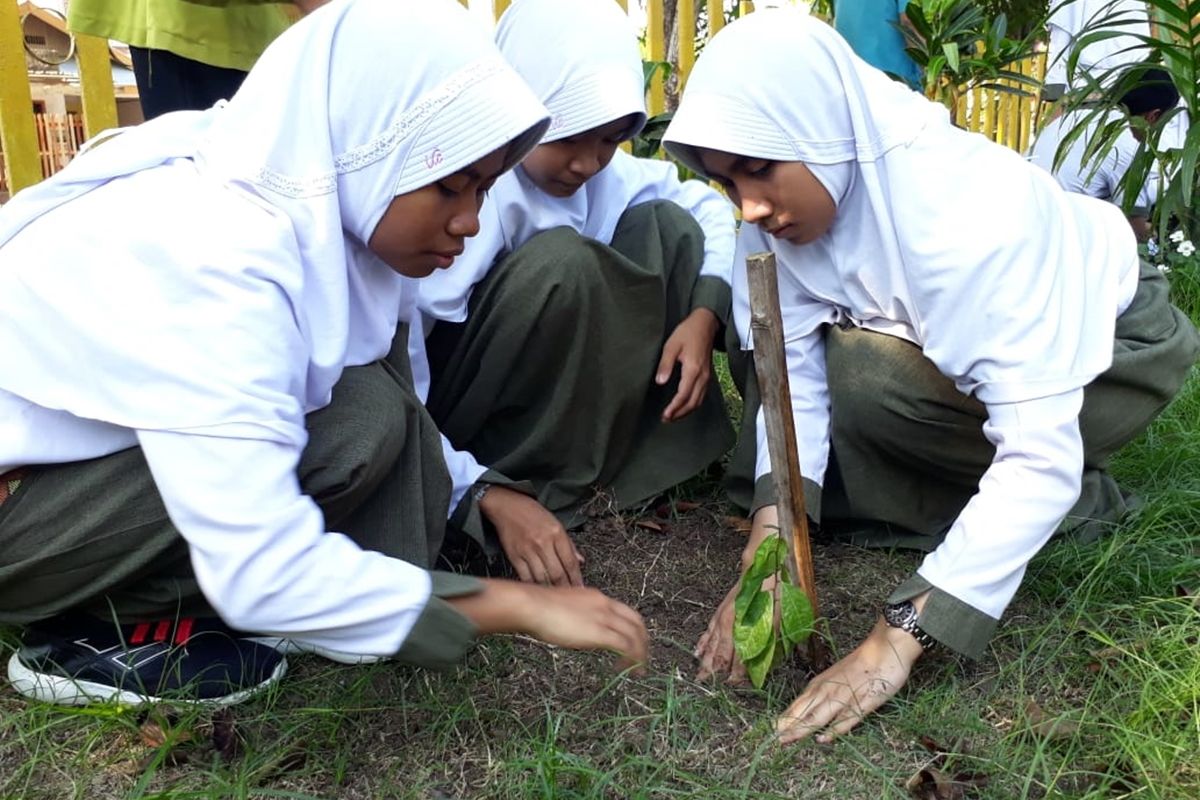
745, 251, 829, 667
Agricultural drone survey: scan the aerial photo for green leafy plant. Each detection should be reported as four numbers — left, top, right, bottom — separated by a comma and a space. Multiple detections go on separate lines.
901, 0, 1041, 122
1055, 1, 1200, 249
632, 59, 697, 182
732, 531, 815, 688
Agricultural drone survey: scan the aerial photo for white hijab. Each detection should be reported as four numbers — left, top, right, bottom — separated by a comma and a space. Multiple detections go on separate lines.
0, 0, 548, 445
496, 0, 646, 142
418, 0, 671, 323
664, 10, 1136, 405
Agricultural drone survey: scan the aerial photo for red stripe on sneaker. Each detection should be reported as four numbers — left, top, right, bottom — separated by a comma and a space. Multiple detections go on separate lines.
153, 620, 171, 642
174, 617, 194, 645
130, 622, 151, 644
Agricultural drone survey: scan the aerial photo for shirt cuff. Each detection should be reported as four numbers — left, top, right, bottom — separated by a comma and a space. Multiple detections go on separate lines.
690, 275, 732, 321
888, 574, 997, 660
393, 571, 483, 670
751, 473, 822, 523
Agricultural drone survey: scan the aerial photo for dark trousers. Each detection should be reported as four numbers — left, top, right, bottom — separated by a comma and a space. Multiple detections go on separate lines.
129, 46, 248, 119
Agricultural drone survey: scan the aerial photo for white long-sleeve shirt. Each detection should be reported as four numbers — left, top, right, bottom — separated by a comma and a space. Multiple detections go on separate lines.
735, 200, 1139, 623
0, 165, 432, 658
417, 150, 737, 510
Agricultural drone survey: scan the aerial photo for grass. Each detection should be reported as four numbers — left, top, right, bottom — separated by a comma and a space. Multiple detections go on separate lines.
2, 349, 1197, 800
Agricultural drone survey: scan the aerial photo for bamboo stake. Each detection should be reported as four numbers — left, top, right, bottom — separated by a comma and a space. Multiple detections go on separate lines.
745, 251, 827, 666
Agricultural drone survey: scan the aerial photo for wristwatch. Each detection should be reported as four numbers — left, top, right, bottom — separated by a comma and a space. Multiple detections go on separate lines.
471, 482, 491, 504
882, 600, 938, 652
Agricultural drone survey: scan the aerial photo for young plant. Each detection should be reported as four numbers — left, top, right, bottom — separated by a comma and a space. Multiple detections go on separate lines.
633, 59, 698, 182
1055, 1, 1200, 247
901, 0, 1041, 121
732, 530, 815, 689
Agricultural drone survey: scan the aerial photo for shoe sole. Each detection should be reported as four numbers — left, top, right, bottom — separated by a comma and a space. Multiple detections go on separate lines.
247, 637, 384, 666
6, 652, 288, 707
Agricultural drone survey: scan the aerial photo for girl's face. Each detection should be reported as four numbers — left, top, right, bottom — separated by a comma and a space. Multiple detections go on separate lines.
368, 145, 509, 278
696, 147, 836, 245
520, 114, 640, 197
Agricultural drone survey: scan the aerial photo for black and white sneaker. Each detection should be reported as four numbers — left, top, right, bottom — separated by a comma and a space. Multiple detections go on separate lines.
7, 615, 287, 707
245, 635, 384, 666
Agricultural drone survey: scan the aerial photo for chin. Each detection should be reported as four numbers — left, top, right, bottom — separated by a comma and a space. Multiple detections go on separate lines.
391, 263, 437, 279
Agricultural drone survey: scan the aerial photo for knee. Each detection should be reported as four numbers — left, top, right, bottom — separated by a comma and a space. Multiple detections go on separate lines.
490, 228, 611, 315
302, 363, 408, 495
826, 328, 979, 447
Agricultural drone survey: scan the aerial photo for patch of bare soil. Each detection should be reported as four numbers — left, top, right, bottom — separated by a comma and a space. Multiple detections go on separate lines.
2, 491, 963, 800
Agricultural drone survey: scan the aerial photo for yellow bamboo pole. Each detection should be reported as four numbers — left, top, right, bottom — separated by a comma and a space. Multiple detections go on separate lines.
0, 0, 41, 193
457, 0, 469, 7
707, 0, 723, 38
677, 0, 695, 89
739, 1, 753, 16
968, 84, 983, 136
494, 0, 511, 19
615, 0, 628, 11
646, 0, 665, 115
75, 33, 118, 140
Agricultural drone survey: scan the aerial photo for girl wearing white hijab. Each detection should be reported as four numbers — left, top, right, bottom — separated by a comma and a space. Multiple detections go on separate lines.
0, 0, 647, 707
663, 9, 1196, 742
412, 0, 737, 588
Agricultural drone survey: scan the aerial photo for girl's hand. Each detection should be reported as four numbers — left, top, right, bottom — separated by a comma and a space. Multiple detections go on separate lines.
657, 308, 720, 422
695, 505, 780, 682
480, 486, 584, 586
694, 582, 748, 683
776, 613, 926, 744
449, 581, 649, 673
518, 585, 649, 673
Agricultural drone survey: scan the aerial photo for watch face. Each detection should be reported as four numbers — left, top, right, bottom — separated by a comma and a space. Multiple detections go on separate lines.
884, 600, 916, 628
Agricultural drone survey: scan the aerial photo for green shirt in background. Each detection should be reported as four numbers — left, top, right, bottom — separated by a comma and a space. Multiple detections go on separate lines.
68, 0, 295, 73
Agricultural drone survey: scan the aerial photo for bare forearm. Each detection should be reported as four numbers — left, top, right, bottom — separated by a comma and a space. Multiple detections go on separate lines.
445, 579, 534, 635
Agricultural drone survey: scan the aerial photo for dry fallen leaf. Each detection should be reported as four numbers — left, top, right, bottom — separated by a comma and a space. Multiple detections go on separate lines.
674, 500, 702, 513
138, 720, 169, 748
724, 515, 753, 534
1025, 699, 1081, 741
904, 767, 962, 800
904, 766, 988, 800
634, 518, 664, 533
138, 714, 193, 758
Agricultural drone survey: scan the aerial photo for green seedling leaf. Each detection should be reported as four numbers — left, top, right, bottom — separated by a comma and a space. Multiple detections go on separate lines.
779, 581, 815, 650
743, 642, 775, 689
733, 589, 774, 663
742, 533, 785, 585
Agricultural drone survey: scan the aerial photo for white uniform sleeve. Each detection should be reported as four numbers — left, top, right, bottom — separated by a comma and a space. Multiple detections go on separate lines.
137, 429, 432, 657
916, 388, 1085, 619
732, 225, 835, 490
753, 328, 831, 489
624, 153, 736, 289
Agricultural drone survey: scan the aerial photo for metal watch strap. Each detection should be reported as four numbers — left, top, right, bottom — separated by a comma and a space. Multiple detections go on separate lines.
884, 600, 937, 652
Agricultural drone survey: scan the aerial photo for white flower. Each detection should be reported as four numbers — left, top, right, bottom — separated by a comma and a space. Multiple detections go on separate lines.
1178, 240, 1196, 258
1169, 230, 1186, 243
1158, 263, 1172, 274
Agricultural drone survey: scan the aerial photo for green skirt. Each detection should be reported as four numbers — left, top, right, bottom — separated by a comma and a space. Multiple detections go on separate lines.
424, 201, 735, 529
